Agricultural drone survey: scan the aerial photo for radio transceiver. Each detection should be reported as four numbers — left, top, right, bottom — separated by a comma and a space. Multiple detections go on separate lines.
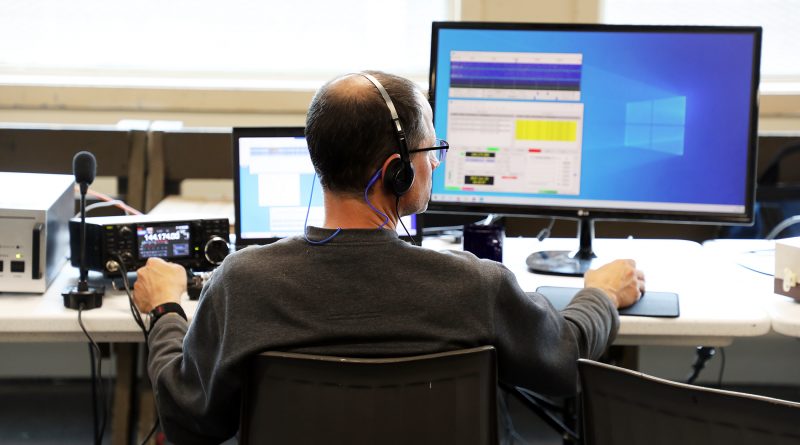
69, 215, 230, 276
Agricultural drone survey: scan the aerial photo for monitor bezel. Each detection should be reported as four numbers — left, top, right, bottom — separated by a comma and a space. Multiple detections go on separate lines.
427, 21, 762, 225
233, 127, 423, 248
233, 126, 307, 248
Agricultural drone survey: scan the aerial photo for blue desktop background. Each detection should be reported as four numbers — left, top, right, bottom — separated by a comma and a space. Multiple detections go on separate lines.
432, 28, 758, 209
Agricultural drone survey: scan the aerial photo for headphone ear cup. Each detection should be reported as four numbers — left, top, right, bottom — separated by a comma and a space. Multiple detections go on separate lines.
383, 158, 415, 196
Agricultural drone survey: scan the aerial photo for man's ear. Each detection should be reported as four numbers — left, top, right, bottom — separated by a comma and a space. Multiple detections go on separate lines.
380, 154, 402, 179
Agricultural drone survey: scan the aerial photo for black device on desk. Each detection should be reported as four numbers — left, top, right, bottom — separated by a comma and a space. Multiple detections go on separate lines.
534, 286, 680, 318
69, 215, 230, 276
427, 22, 761, 276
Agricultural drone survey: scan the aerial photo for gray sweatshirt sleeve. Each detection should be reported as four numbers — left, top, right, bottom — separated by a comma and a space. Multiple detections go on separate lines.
146, 264, 239, 445
491, 265, 619, 396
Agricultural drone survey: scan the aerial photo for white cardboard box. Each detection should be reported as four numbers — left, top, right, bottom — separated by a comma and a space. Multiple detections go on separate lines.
775, 236, 800, 302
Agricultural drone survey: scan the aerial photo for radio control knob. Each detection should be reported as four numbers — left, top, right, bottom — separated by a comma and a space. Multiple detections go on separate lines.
105, 260, 120, 273
204, 236, 230, 265
119, 226, 133, 238
120, 251, 134, 265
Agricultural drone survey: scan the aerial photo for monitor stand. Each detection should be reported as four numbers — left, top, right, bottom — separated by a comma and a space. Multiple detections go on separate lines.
526, 217, 596, 277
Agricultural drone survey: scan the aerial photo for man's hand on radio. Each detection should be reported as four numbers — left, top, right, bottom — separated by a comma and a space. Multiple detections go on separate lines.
133, 257, 187, 313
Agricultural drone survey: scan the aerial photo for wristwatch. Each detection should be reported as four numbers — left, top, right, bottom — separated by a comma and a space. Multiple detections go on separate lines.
149, 302, 188, 328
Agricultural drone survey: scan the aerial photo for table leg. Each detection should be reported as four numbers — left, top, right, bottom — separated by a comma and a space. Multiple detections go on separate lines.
111, 343, 137, 445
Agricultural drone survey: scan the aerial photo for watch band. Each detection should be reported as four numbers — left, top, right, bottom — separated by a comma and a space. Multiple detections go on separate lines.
149, 302, 187, 328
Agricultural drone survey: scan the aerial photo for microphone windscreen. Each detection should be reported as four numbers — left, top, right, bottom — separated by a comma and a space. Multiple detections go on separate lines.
72, 151, 96, 185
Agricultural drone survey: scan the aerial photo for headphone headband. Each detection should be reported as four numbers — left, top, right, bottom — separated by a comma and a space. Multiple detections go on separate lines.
358, 73, 410, 164
356, 72, 415, 196
361, 74, 400, 128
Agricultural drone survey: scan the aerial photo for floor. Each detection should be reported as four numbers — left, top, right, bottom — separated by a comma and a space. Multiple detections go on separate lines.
1, 378, 798, 445
0, 379, 110, 445
0, 378, 563, 445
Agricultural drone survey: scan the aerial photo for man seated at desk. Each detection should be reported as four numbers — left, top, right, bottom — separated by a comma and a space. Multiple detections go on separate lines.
132, 71, 646, 444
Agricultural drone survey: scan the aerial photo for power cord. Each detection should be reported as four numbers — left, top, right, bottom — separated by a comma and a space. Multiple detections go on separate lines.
537, 218, 556, 241
499, 382, 579, 443
78, 304, 109, 445
717, 347, 726, 388
686, 346, 716, 385
112, 256, 149, 345
499, 390, 530, 444
82, 186, 143, 216
766, 215, 800, 240
140, 420, 160, 445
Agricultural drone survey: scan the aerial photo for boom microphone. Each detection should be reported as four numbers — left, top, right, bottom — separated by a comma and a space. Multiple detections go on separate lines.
73, 151, 97, 194
63, 150, 104, 310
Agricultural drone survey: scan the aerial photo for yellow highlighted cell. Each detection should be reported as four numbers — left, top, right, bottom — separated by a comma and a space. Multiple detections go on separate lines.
515, 120, 577, 141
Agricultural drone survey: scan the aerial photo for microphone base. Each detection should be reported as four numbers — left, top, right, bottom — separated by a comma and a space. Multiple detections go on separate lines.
62, 285, 105, 310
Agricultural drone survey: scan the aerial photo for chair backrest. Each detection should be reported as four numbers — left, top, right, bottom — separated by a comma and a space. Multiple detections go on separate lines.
240, 346, 498, 445
578, 359, 800, 445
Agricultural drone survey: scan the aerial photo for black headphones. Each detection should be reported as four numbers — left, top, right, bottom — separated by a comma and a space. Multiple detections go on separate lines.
358, 73, 415, 197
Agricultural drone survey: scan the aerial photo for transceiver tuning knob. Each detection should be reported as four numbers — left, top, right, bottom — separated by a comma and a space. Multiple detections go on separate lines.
204, 236, 230, 265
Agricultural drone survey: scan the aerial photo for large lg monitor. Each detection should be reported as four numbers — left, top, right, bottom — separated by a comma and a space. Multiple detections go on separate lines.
233, 127, 421, 248
429, 22, 761, 275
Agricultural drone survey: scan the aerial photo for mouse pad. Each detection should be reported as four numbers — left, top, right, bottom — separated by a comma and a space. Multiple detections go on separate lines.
533, 287, 680, 318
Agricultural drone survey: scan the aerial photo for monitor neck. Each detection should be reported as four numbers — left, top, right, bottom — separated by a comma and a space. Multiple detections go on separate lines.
575, 217, 596, 261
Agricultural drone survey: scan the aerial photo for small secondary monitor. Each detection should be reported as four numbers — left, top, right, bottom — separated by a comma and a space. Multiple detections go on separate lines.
429, 22, 761, 275
233, 127, 421, 248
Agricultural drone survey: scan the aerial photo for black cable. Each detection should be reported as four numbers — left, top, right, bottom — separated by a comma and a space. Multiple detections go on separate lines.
395, 197, 418, 246
686, 346, 716, 385
515, 386, 566, 413
113, 255, 161, 444
88, 343, 98, 444
114, 255, 149, 345
79, 304, 107, 445
717, 347, 726, 388
499, 382, 579, 443
140, 419, 159, 445
499, 389, 530, 445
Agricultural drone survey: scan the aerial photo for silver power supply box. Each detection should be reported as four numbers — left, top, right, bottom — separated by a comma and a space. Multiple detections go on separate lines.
0, 172, 74, 293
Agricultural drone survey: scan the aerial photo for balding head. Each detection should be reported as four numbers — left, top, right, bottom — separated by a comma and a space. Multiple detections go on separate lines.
305, 71, 429, 196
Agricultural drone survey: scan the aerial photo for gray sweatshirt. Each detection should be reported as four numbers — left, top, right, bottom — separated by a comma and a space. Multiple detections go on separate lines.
147, 227, 619, 444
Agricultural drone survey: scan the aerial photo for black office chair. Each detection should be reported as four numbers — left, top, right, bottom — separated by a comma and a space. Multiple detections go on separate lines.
578, 359, 800, 445
240, 346, 497, 445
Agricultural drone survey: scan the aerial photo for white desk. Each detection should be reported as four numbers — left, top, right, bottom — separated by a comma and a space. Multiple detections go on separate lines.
426, 237, 772, 347
0, 237, 774, 348
703, 239, 800, 338
0, 264, 198, 343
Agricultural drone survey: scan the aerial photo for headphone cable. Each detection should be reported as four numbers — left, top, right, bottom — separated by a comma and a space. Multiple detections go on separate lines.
395, 196, 418, 246
364, 168, 390, 228
303, 173, 341, 245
